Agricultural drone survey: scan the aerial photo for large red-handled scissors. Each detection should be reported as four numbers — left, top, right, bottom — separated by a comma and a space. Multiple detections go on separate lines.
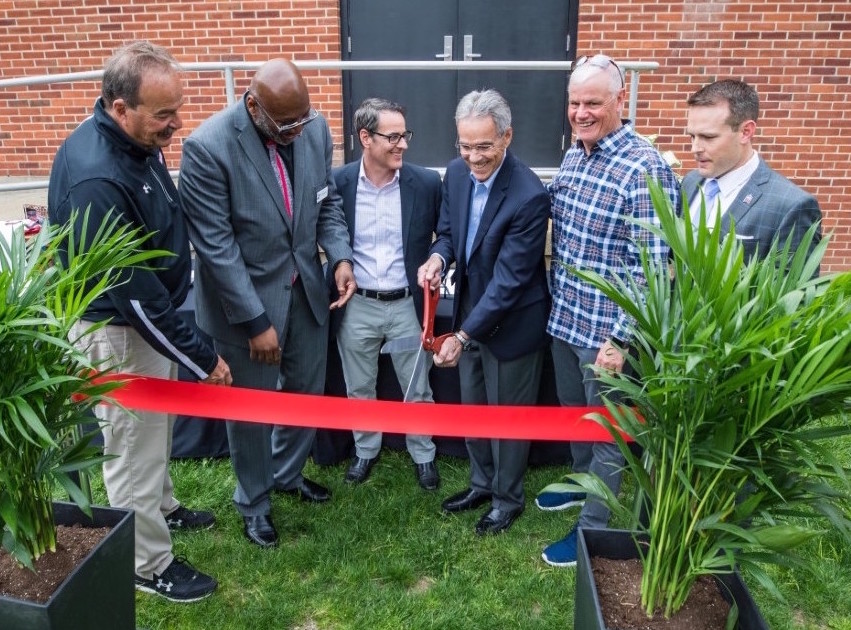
379, 282, 452, 356
420, 282, 453, 353
378, 282, 453, 402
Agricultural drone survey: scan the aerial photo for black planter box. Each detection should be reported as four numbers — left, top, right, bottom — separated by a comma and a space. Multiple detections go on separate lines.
0, 502, 135, 630
575, 528, 769, 630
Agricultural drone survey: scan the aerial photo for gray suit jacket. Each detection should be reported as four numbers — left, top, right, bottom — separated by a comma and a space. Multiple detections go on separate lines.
331, 160, 441, 325
179, 97, 352, 348
682, 158, 821, 262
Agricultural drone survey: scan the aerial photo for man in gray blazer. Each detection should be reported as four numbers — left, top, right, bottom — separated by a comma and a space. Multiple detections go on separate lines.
180, 59, 356, 548
682, 79, 821, 262
331, 98, 441, 490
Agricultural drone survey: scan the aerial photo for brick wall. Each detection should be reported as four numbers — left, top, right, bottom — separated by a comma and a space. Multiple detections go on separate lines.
1, 1, 849, 270
577, 1, 851, 271
0, 0, 344, 170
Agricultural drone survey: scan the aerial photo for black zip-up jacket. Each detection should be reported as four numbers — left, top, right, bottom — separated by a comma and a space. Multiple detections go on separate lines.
47, 98, 217, 379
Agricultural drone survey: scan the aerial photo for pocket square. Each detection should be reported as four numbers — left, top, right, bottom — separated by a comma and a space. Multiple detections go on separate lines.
735, 234, 755, 240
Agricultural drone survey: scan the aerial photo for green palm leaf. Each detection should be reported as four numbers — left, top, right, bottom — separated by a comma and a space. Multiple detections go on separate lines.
562, 176, 851, 618
0, 208, 168, 566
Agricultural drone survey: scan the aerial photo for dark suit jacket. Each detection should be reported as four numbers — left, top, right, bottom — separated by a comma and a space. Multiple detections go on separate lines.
682, 158, 822, 262
429, 151, 551, 361
179, 96, 352, 349
330, 161, 442, 328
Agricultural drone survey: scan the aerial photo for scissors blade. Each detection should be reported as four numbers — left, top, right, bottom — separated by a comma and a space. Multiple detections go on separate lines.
379, 335, 421, 355
402, 345, 426, 403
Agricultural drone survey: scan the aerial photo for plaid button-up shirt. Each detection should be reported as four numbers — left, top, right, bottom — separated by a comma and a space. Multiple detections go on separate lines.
547, 122, 680, 348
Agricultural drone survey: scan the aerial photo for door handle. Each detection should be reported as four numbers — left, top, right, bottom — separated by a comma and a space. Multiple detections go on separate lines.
435, 35, 453, 61
463, 35, 481, 62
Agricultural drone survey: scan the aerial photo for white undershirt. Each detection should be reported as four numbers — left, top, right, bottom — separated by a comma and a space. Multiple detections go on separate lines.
690, 151, 760, 225
352, 160, 407, 291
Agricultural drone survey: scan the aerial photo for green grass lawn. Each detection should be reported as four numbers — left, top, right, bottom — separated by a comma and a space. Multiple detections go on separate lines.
86, 445, 851, 629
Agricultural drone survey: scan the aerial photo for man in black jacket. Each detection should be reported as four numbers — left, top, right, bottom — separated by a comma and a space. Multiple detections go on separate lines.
48, 41, 231, 603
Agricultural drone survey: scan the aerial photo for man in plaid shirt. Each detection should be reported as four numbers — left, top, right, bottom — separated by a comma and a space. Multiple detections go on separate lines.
538, 54, 680, 567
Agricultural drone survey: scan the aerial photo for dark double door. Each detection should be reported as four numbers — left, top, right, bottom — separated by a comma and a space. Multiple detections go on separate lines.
340, 0, 579, 169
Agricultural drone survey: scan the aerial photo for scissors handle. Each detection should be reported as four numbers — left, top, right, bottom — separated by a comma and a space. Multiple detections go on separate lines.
421, 282, 452, 353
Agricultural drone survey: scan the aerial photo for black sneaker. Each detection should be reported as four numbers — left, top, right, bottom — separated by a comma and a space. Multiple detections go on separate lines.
165, 505, 216, 531
135, 556, 217, 603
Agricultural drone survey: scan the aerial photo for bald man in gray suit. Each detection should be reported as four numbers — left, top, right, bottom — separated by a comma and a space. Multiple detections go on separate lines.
180, 59, 355, 548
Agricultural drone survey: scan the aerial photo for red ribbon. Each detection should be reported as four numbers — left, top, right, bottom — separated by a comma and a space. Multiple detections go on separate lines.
94, 374, 622, 442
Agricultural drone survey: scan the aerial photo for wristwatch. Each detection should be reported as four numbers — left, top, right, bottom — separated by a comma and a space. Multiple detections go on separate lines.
453, 331, 472, 351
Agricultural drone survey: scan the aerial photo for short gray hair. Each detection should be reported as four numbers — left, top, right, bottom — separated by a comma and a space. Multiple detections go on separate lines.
455, 89, 512, 137
101, 41, 179, 108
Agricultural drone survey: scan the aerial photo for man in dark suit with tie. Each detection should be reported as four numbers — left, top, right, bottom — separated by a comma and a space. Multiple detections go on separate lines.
331, 98, 442, 489
682, 79, 821, 262
179, 59, 356, 548
418, 89, 550, 535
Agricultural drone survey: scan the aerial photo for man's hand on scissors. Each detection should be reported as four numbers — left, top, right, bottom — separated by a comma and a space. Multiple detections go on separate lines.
417, 254, 444, 290
433, 335, 463, 368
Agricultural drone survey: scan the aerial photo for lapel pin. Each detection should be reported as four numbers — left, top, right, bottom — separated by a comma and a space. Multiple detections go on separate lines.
743, 194, 753, 204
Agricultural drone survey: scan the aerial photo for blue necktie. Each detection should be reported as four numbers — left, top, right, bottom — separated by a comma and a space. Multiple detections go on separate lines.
465, 183, 488, 261
703, 178, 720, 214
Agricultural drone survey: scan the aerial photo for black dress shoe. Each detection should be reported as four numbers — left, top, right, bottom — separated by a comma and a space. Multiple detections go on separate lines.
280, 477, 331, 503
475, 506, 524, 535
243, 514, 278, 548
344, 456, 378, 484
441, 488, 492, 513
414, 461, 440, 491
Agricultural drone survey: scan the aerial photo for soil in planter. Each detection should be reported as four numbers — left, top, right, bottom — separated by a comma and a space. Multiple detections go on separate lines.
0, 524, 109, 603
593, 557, 732, 630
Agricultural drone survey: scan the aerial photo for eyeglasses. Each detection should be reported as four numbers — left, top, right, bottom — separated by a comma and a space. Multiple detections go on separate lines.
250, 93, 319, 133
454, 141, 498, 155
574, 54, 625, 89
371, 130, 413, 145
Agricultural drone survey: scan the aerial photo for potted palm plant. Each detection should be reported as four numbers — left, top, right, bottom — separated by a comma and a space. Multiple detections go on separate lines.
554, 178, 851, 629
0, 211, 165, 629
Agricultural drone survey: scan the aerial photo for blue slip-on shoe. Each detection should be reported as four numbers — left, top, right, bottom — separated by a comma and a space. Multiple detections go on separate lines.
534, 490, 586, 511
541, 526, 578, 567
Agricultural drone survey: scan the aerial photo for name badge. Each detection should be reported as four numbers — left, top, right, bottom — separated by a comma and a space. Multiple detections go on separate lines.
316, 186, 328, 203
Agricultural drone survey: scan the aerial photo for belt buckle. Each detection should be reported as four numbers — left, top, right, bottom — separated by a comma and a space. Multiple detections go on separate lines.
378, 288, 406, 301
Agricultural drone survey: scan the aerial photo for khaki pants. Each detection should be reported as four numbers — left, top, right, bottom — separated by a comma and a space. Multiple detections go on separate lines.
71, 321, 180, 579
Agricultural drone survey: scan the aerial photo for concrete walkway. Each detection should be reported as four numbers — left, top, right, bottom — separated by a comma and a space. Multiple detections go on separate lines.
0, 177, 48, 222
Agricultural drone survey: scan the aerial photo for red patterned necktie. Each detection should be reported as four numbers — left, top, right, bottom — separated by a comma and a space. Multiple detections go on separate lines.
267, 141, 293, 218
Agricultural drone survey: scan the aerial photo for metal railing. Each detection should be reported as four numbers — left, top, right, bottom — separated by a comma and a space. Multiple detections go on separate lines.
0, 59, 658, 194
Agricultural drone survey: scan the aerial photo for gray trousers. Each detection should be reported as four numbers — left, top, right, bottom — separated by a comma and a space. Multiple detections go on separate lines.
458, 342, 543, 511
218, 278, 323, 517
550, 337, 625, 529
336, 293, 436, 463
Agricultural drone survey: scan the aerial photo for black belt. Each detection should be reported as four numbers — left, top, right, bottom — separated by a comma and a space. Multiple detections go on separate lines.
355, 287, 411, 301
